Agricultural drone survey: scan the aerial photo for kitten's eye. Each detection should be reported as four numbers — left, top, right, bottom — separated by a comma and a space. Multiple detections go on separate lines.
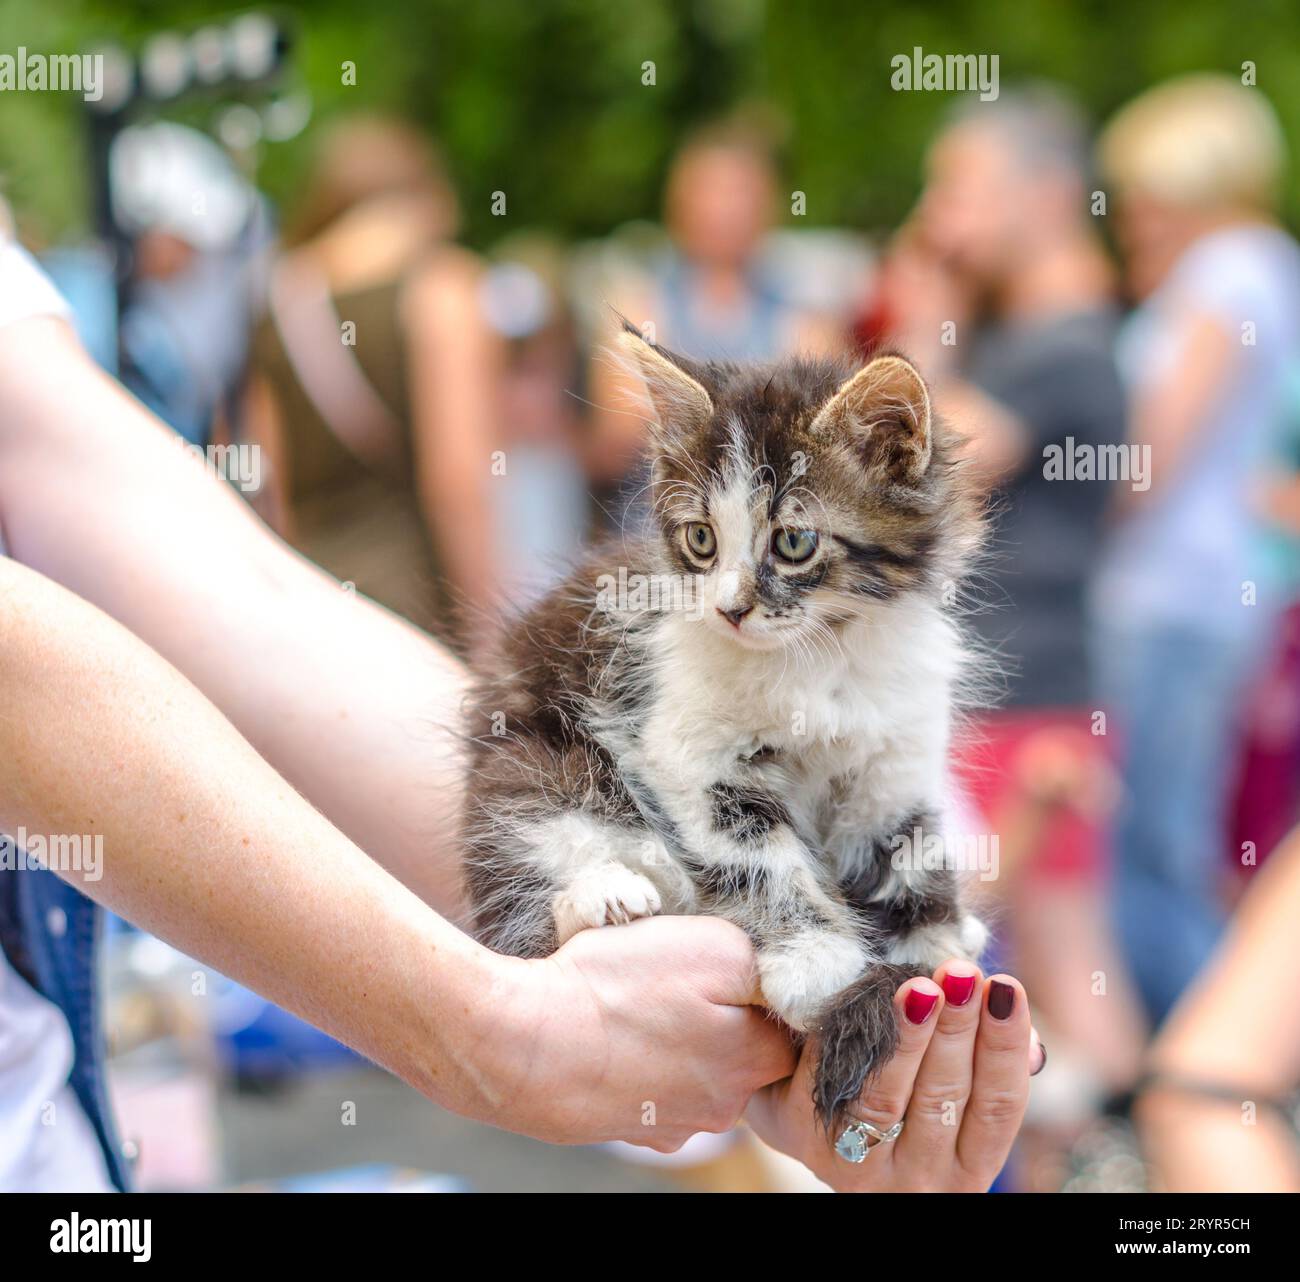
772, 529, 818, 563
683, 522, 717, 560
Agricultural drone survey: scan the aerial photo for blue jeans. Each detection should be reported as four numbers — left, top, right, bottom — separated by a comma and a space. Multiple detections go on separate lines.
1100, 622, 1263, 1026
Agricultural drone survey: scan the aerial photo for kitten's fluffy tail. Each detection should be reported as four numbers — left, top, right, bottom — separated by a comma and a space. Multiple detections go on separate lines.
812, 963, 928, 1135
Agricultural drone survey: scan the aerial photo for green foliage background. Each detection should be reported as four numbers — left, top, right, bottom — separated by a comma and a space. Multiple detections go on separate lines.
1, 0, 1298, 247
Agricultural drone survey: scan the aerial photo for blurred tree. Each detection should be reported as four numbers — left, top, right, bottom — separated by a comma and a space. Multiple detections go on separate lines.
0, 0, 1296, 248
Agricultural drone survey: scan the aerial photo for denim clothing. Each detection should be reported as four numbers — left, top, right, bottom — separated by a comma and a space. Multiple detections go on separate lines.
1100, 620, 1264, 1025
0, 866, 131, 1190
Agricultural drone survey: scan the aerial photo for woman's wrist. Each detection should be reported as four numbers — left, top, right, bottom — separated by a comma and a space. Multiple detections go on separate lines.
392, 923, 532, 1122
448, 949, 602, 1142
397, 924, 602, 1144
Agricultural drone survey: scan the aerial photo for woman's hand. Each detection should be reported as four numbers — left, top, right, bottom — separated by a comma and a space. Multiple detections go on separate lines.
478, 915, 798, 1151
746, 961, 1043, 1191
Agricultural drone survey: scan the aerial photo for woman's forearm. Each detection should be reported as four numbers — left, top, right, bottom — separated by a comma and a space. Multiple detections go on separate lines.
1151, 834, 1300, 1092
0, 554, 511, 1118
1137, 834, 1300, 1191
0, 317, 469, 919
1122, 312, 1234, 509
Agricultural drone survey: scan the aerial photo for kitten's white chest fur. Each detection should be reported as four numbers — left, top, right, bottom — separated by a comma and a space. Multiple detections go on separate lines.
628, 594, 961, 870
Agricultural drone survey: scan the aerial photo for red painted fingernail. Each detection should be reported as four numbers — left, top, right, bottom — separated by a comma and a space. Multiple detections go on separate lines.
904, 988, 939, 1025
988, 980, 1016, 1021
942, 972, 977, 1007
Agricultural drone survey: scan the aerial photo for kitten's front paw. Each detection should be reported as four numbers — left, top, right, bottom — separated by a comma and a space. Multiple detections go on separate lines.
758, 933, 867, 1032
885, 914, 989, 969
958, 913, 989, 961
552, 866, 663, 944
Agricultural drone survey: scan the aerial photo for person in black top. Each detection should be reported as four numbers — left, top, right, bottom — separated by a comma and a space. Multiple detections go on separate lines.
878, 87, 1148, 1119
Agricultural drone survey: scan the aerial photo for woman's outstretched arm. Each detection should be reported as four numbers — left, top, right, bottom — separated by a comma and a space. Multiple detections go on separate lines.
0, 313, 470, 918
0, 553, 794, 1149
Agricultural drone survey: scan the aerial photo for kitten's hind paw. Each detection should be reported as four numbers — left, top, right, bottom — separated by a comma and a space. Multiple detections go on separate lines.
812, 964, 924, 1135
552, 866, 662, 944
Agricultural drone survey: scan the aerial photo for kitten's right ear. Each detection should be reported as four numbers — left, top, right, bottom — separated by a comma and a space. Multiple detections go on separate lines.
617, 328, 713, 443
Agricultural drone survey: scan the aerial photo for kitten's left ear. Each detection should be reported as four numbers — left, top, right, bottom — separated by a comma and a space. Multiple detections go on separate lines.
811, 353, 932, 480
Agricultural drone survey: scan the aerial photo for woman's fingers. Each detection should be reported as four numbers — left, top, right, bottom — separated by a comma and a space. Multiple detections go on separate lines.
955, 974, 1033, 1187
893, 960, 985, 1168
747, 964, 1039, 1193
1030, 1026, 1047, 1076
849, 977, 945, 1141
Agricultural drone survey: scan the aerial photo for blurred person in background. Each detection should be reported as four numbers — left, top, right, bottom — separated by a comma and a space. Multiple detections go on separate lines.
586, 120, 838, 515
112, 122, 271, 446
1093, 75, 1300, 1026
877, 89, 1147, 1142
478, 234, 590, 608
243, 114, 502, 641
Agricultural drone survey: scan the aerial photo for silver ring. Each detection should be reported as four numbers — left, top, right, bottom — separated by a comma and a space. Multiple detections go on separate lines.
834, 1117, 904, 1164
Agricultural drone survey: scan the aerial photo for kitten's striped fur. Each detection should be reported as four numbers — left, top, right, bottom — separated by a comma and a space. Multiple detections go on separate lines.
465, 328, 988, 1133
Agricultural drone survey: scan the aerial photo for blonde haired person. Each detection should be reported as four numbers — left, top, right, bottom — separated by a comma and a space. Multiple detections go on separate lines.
1092, 75, 1300, 1024
1098, 74, 1287, 296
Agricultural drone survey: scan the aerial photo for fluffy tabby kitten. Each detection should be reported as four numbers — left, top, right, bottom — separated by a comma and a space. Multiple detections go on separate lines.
464, 326, 988, 1133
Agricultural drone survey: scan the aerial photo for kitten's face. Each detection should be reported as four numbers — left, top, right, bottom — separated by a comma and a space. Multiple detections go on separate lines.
623, 333, 976, 653
664, 449, 851, 652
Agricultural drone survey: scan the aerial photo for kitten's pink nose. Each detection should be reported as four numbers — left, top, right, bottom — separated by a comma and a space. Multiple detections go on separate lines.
717, 604, 753, 628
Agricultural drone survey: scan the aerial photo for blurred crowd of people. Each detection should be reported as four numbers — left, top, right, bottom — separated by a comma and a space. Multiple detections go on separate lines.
12, 68, 1300, 1192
